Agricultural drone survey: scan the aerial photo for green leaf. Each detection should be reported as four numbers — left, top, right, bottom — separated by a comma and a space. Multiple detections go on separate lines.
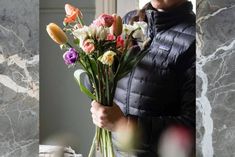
73, 38, 80, 46
74, 69, 96, 100
60, 44, 69, 51
115, 47, 150, 80
89, 58, 98, 75
103, 41, 116, 50
63, 21, 68, 26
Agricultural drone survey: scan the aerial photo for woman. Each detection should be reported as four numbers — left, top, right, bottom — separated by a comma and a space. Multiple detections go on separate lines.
90, 0, 195, 156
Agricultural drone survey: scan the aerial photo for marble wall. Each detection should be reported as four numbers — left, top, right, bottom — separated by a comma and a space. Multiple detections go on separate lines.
0, 0, 39, 156
196, 0, 235, 157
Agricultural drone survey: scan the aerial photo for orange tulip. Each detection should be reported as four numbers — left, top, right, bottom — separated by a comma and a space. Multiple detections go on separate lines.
46, 23, 68, 45
110, 14, 123, 36
64, 4, 83, 23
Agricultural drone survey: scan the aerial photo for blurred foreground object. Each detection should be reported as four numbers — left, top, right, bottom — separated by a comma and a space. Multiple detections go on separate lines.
39, 145, 82, 157
158, 126, 194, 157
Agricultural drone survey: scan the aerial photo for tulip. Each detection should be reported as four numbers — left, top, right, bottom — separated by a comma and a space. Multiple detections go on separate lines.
64, 4, 83, 24
73, 26, 91, 46
63, 48, 79, 65
46, 23, 68, 45
98, 51, 116, 66
110, 14, 123, 36
96, 26, 108, 41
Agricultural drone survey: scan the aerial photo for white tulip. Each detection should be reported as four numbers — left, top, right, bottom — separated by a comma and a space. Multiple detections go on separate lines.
123, 21, 148, 41
133, 21, 148, 35
73, 27, 88, 47
73, 26, 97, 48
96, 26, 108, 41
123, 24, 136, 35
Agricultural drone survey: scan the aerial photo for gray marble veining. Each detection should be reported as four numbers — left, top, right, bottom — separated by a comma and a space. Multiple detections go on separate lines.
196, 1, 235, 157
0, 0, 39, 156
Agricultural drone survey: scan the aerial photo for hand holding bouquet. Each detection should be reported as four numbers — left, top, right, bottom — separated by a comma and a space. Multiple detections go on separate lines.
46, 4, 150, 157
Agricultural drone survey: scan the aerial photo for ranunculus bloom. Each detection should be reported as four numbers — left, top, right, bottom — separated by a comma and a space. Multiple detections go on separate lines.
92, 14, 114, 27
116, 36, 124, 48
64, 4, 83, 23
92, 19, 103, 27
63, 48, 78, 64
46, 23, 68, 45
98, 51, 116, 66
99, 14, 114, 27
82, 39, 95, 54
110, 14, 123, 36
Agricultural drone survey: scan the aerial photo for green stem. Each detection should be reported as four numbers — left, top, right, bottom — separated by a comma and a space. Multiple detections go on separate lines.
87, 57, 99, 100
88, 127, 98, 157
66, 42, 73, 48
105, 66, 111, 106
97, 63, 102, 103
77, 16, 84, 26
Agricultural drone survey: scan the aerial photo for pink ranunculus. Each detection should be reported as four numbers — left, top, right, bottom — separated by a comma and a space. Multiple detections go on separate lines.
82, 39, 95, 54
92, 19, 103, 27
106, 34, 116, 41
98, 14, 114, 27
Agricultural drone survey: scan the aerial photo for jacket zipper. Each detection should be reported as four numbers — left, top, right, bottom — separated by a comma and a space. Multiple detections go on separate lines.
126, 68, 136, 115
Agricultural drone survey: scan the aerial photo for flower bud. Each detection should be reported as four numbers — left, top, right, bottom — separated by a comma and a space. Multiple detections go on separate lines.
111, 14, 123, 36
46, 23, 68, 45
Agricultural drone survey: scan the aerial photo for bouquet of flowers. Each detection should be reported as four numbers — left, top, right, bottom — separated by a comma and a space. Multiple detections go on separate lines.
46, 4, 150, 157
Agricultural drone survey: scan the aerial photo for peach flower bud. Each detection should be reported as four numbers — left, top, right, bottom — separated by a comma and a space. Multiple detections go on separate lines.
110, 14, 123, 36
46, 23, 68, 45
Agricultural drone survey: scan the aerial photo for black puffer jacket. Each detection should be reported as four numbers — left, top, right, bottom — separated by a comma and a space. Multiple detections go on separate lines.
113, 2, 195, 157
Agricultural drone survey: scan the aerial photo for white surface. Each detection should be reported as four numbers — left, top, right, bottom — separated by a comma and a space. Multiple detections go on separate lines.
39, 145, 82, 157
